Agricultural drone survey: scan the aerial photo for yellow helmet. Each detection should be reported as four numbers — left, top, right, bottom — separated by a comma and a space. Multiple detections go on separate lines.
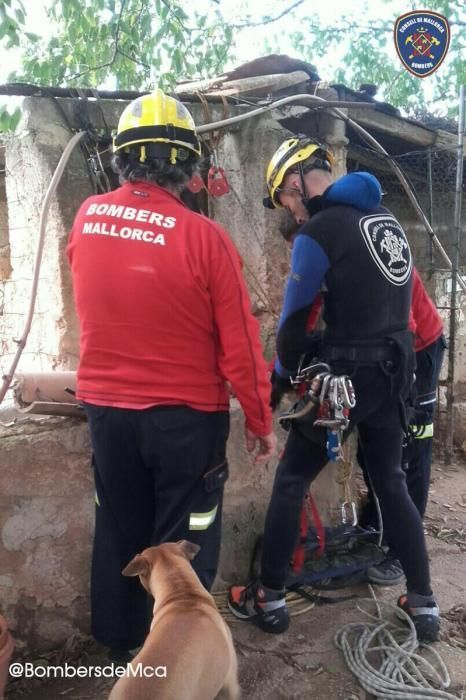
113, 89, 201, 164
264, 136, 333, 209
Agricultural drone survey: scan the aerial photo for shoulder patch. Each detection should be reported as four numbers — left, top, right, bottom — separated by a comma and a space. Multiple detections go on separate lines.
359, 214, 412, 285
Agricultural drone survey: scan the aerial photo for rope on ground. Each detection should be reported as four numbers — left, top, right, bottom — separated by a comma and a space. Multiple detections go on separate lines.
334, 587, 462, 699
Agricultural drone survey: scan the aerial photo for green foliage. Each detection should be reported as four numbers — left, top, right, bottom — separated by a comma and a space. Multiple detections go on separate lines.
0, 103, 20, 130
0, 0, 464, 132
0, 0, 37, 130
12, 0, 234, 91
0, 0, 27, 46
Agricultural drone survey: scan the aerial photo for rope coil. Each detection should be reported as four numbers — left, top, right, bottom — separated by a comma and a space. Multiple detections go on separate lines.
335, 591, 462, 699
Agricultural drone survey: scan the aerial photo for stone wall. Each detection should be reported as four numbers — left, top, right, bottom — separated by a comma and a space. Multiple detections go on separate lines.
1, 103, 92, 390
0, 94, 464, 654
0, 418, 93, 651
0, 165, 12, 281
209, 102, 348, 358
0, 406, 345, 652
0, 95, 355, 651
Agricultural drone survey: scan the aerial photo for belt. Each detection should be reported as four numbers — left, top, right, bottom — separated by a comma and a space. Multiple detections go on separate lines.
323, 343, 396, 363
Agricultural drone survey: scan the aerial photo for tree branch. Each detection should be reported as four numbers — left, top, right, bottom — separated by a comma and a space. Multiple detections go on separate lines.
66, 0, 128, 83
298, 18, 466, 34
231, 0, 305, 29
117, 47, 151, 70
160, 0, 191, 33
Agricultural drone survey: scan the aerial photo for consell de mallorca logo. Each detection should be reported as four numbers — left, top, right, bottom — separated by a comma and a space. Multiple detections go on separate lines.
394, 10, 450, 78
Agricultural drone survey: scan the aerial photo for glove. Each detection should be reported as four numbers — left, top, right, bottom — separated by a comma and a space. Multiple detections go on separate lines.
270, 370, 293, 412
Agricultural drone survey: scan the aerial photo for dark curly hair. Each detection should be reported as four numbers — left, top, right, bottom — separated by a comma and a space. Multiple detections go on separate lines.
111, 152, 195, 192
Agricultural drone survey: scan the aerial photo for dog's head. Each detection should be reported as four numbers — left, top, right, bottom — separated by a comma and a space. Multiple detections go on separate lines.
121, 540, 201, 593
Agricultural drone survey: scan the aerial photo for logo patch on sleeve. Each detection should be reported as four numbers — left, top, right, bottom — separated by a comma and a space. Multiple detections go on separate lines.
359, 214, 412, 285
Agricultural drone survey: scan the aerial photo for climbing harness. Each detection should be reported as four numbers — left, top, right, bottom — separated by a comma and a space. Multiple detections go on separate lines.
260, 360, 384, 593
279, 361, 356, 462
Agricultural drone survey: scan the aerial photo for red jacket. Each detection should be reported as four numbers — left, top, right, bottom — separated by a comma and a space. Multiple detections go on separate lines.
67, 181, 272, 436
409, 268, 443, 352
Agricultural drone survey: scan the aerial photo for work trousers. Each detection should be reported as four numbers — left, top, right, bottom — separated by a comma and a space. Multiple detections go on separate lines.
261, 363, 432, 597
84, 403, 230, 650
360, 334, 446, 526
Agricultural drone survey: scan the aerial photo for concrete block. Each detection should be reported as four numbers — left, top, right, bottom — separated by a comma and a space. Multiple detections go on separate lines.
0, 418, 93, 652
0, 406, 356, 652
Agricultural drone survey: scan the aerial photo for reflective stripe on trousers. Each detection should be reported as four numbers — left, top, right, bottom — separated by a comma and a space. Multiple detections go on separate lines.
409, 423, 434, 439
189, 505, 218, 531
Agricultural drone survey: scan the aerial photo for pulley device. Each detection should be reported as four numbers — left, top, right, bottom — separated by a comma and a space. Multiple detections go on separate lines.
207, 150, 230, 197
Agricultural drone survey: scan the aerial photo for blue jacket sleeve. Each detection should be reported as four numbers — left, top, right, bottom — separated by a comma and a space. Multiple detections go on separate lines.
275, 234, 330, 377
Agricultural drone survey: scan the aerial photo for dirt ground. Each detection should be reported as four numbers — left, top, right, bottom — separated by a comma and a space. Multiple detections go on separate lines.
5, 461, 466, 700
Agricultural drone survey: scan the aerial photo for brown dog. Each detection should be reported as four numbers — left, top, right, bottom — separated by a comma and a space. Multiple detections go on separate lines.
108, 541, 240, 700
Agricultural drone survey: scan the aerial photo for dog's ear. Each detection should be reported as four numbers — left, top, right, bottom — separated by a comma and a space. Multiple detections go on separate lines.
122, 553, 150, 577
177, 540, 201, 561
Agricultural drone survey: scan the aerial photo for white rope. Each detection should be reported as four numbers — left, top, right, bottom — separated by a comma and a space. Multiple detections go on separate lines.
334, 591, 462, 700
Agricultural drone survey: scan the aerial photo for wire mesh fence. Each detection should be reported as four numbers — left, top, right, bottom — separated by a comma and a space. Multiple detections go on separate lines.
347, 144, 465, 270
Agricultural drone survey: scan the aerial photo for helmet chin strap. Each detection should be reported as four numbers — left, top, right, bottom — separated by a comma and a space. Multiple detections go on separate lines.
298, 160, 317, 214
298, 161, 330, 217
298, 161, 308, 202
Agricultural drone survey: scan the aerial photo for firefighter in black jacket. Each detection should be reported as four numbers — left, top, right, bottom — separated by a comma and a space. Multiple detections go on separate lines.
228, 137, 440, 643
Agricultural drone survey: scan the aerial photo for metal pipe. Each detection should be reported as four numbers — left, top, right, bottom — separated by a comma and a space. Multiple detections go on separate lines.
196, 94, 376, 133
197, 92, 466, 293
13, 371, 77, 406
0, 82, 147, 100
427, 147, 434, 272
445, 85, 465, 464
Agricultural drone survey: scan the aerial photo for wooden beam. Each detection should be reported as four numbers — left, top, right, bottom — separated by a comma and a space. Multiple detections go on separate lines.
346, 146, 393, 173
0, 83, 238, 104
435, 128, 466, 156
175, 71, 311, 98
347, 107, 437, 147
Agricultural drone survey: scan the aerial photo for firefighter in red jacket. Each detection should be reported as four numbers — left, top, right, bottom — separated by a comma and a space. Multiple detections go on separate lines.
67, 90, 276, 660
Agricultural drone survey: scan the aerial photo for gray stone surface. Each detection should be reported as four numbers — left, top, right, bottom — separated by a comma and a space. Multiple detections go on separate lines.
0, 94, 465, 665
0, 418, 93, 650
4, 464, 465, 700
0, 408, 359, 652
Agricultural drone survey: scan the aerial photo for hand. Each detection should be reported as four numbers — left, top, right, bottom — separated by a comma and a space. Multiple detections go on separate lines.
270, 370, 294, 412
245, 428, 277, 465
